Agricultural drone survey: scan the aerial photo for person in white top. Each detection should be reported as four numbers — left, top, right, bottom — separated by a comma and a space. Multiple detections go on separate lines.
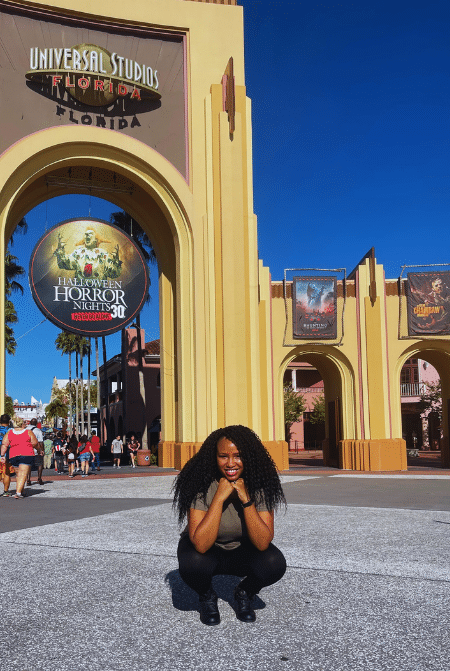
25, 418, 44, 486
111, 435, 123, 468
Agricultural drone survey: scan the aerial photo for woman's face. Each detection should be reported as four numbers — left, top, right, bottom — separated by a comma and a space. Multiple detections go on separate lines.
216, 437, 243, 482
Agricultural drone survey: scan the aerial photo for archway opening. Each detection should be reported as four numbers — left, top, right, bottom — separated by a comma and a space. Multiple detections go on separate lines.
283, 360, 325, 465
281, 349, 353, 469
397, 349, 449, 469
6, 186, 163, 464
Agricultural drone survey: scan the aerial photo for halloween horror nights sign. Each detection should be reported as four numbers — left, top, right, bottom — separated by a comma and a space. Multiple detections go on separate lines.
29, 218, 150, 337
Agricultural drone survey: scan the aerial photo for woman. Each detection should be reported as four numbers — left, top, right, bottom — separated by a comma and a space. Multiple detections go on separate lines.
127, 435, 140, 468
173, 425, 286, 626
78, 435, 94, 477
0, 419, 38, 498
66, 434, 79, 477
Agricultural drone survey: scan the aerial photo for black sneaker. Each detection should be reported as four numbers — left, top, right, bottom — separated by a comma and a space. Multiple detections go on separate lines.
234, 586, 256, 622
199, 589, 220, 626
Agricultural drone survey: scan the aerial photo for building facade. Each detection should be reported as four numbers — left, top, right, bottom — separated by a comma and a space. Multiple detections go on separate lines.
97, 328, 161, 448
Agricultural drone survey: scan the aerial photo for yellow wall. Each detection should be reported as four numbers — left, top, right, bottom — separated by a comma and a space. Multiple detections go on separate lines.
269, 257, 450, 470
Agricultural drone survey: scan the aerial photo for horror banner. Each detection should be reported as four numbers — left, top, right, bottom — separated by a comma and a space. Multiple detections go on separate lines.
293, 277, 337, 339
407, 272, 450, 336
29, 218, 150, 337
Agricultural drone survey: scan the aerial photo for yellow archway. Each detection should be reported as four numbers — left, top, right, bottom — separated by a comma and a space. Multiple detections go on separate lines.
0, 126, 195, 455
391, 341, 450, 468
277, 346, 357, 467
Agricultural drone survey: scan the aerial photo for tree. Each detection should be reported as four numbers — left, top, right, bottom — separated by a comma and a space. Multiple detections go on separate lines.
310, 394, 326, 425
5, 300, 19, 355
284, 385, 306, 442
5, 218, 27, 354
419, 381, 442, 422
109, 211, 157, 270
5, 251, 25, 355
4, 395, 14, 417
55, 331, 78, 431
45, 398, 69, 426
55, 332, 89, 434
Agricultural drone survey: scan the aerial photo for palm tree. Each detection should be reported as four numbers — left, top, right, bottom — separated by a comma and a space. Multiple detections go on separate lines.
5, 300, 19, 355
95, 338, 100, 410
5, 251, 25, 355
5, 217, 28, 354
55, 331, 78, 432
87, 339, 91, 437
109, 211, 157, 273
5, 250, 25, 297
45, 398, 69, 428
71, 335, 89, 435
76, 336, 89, 435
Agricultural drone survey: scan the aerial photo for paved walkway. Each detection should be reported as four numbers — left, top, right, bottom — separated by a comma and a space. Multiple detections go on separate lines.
1, 470, 449, 671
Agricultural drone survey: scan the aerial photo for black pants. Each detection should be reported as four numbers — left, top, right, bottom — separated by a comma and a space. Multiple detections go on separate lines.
55, 453, 64, 473
177, 535, 286, 597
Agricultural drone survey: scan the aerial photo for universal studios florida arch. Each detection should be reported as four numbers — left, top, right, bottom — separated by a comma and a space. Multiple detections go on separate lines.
1, 0, 449, 472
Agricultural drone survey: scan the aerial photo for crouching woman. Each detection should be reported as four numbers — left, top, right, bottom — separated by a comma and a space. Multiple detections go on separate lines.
173, 425, 286, 625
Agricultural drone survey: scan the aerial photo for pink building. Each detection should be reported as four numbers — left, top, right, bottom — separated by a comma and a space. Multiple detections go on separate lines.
284, 362, 325, 450
97, 328, 161, 450
400, 358, 441, 450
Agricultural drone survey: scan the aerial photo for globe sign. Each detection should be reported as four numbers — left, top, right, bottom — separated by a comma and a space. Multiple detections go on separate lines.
29, 218, 150, 337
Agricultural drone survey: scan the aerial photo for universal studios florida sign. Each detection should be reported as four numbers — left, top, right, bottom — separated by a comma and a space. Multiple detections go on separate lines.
26, 44, 160, 106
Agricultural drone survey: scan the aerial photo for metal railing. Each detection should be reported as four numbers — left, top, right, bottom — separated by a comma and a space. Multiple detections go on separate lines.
400, 382, 426, 397
295, 387, 324, 394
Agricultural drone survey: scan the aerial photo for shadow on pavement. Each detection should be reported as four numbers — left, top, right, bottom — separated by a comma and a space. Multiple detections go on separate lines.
164, 570, 266, 613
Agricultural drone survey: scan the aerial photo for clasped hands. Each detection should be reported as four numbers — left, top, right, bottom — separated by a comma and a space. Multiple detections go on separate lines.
217, 477, 250, 505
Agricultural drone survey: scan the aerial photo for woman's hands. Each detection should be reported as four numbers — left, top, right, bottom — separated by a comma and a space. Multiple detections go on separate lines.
216, 476, 235, 501
230, 478, 251, 504
231, 478, 274, 552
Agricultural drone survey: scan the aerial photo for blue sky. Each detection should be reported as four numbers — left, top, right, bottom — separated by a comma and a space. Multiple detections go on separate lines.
6, 0, 450, 403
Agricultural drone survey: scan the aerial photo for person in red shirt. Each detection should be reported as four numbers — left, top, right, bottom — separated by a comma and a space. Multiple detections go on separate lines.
0, 420, 38, 498
90, 430, 101, 472
78, 435, 94, 478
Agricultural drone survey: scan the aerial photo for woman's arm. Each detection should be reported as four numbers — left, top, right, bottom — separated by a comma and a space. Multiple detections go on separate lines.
232, 479, 274, 551
188, 478, 234, 554
28, 430, 38, 447
0, 433, 10, 458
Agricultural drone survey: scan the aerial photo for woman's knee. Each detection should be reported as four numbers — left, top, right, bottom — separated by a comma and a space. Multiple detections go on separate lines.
177, 538, 218, 580
252, 544, 287, 584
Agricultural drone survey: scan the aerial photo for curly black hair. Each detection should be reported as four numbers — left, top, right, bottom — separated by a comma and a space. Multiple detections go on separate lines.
172, 425, 286, 525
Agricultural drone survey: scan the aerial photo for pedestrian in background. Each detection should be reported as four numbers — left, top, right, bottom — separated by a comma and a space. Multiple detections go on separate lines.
0, 419, 38, 498
78, 435, 94, 477
111, 435, 123, 468
90, 430, 101, 471
127, 434, 140, 468
43, 433, 53, 470
53, 432, 65, 474
0, 414, 14, 497
26, 418, 44, 486
66, 434, 79, 477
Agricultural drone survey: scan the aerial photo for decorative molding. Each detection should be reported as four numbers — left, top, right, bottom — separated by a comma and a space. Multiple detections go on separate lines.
222, 57, 235, 136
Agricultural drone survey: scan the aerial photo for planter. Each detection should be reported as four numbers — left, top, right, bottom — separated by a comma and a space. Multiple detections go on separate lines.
407, 449, 419, 458
136, 450, 152, 467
